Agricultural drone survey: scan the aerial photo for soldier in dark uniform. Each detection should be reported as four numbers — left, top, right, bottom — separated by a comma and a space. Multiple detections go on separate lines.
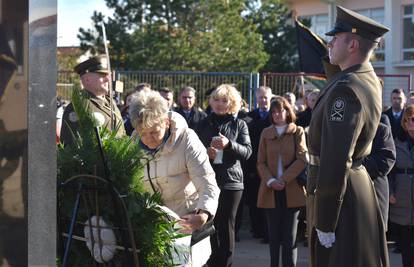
60, 55, 126, 145
306, 6, 390, 267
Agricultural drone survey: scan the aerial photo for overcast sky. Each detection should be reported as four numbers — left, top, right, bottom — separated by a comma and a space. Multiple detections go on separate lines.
57, 0, 113, 47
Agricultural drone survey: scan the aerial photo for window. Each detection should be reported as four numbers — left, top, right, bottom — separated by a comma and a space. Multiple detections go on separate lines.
403, 5, 414, 61
300, 14, 329, 41
357, 8, 385, 62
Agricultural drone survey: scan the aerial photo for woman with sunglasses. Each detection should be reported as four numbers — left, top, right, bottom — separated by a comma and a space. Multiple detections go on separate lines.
389, 104, 414, 267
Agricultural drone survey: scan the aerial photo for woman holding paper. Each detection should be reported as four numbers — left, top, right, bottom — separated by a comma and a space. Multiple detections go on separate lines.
257, 96, 307, 267
197, 84, 252, 267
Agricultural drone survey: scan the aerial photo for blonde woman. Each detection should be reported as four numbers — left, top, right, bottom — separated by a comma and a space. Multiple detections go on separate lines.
196, 84, 252, 267
129, 90, 220, 266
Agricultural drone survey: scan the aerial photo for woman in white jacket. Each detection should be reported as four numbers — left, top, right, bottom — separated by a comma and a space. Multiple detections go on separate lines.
129, 89, 220, 266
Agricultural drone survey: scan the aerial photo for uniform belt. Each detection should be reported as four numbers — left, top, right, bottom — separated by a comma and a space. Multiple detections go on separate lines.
309, 154, 363, 168
394, 168, 414, 174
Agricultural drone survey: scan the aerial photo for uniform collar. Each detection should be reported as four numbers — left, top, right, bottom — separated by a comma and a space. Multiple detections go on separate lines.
313, 62, 374, 110
341, 62, 374, 74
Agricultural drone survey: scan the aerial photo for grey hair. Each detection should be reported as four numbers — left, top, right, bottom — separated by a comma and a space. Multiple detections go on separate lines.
180, 86, 196, 96
256, 86, 272, 97
128, 90, 169, 130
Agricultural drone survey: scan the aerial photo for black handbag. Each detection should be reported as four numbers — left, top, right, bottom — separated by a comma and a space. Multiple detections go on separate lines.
296, 169, 307, 187
190, 219, 215, 246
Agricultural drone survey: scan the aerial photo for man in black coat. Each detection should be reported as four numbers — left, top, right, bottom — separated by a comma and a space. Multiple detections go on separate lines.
383, 88, 406, 140
362, 114, 396, 229
296, 89, 320, 128
245, 86, 272, 240
175, 86, 207, 130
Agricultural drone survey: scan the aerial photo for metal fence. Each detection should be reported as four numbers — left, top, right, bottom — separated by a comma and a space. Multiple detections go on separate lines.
262, 72, 412, 108
116, 71, 258, 109
57, 70, 79, 100
57, 70, 412, 110
261, 72, 327, 99
57, 70, 259, 109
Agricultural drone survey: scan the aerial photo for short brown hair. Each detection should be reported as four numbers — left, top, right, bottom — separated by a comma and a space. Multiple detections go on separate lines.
402, 105, 414, 132
269, 96, 296, 124
392, 88, 404, 95
345, 33, 378, 56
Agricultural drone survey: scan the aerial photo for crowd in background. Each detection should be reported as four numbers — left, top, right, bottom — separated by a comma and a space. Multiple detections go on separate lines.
57, 75, 414, 267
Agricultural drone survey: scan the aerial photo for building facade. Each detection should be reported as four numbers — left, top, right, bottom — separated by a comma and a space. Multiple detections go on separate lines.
287, 0, 414, 106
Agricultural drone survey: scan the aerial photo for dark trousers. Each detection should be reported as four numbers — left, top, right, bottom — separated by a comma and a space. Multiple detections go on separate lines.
399, 224, 414, 267
265, 191, 300, 267
208, 190, 243, 267
249, 205, 267, 238
245, 174, 267, 238
235, 191, 244, 237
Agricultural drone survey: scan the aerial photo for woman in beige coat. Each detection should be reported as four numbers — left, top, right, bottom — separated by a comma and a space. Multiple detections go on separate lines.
129, 89, 220, 266
257, 96, 307, 267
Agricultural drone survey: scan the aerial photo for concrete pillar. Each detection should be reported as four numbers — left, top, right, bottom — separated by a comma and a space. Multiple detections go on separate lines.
383, 0, 405, 105
28, 0, 57, 266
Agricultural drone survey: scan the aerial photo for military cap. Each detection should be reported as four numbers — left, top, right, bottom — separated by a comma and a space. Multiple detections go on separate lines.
74, 55, 109, 76
326, 6, 389, 43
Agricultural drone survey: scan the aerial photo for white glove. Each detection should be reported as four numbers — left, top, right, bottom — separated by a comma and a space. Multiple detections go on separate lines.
316, 229, 335, 248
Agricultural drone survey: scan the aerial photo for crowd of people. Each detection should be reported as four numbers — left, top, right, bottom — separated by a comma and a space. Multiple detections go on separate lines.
56, 5, 414, 267
56, 52, 320, 267
56, 61, 414, 267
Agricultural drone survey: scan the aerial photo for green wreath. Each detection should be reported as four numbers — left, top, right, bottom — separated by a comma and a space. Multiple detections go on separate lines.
57, 88, 185, 266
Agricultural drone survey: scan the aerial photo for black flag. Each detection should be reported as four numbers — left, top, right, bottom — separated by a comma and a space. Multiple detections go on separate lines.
0, 25, 17, 99
295, 19, 327, 75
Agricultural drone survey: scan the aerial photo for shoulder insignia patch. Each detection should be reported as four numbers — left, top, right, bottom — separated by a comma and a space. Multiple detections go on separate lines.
68, 112, 78, 122
329, 98, 346, 122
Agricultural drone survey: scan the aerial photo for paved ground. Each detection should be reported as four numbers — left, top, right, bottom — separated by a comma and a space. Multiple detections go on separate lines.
233, 229, 403, 267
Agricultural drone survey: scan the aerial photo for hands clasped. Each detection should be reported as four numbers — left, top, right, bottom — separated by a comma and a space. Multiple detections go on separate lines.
316, 229, 336, 248
268, 177, 286, 191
